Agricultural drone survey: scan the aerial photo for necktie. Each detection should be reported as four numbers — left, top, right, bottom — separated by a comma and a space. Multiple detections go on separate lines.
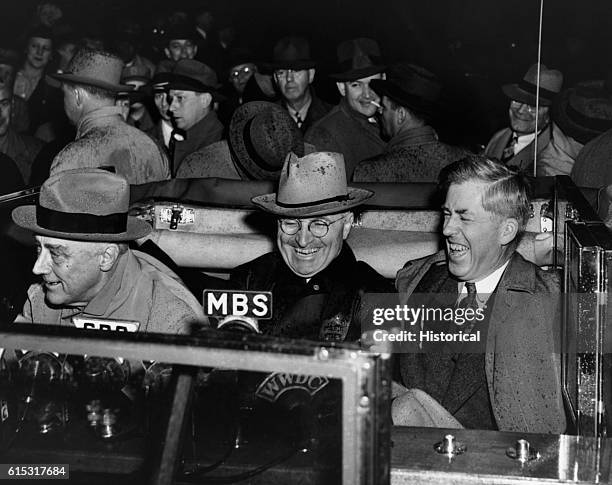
457, 282, 479, 334
501, 134, 517, 162
294, 111, 304, 129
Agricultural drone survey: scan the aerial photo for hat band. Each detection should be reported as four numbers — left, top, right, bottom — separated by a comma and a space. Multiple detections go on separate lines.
336, 55, 383, 74
518, 80, 558, 100
169, 74, 215, 93
276, 193, 351, 208
37, 206, 127, 234
566, 102, 612, 132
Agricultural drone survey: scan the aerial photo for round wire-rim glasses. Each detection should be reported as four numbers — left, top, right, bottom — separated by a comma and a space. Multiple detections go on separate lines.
279, 216, 345, 238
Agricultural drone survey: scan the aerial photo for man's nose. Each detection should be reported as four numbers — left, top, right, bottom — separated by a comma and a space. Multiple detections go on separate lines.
32, 251, 51, 276
362, 84, 374, 99
296, 225, 315, 247
286, 70, 295, 81
168, 98, 177, 112
517, 103, 532, 114
442, 216, 458, 237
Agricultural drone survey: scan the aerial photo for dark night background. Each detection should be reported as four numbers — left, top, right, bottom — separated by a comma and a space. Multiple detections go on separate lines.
1, 0, 610, 146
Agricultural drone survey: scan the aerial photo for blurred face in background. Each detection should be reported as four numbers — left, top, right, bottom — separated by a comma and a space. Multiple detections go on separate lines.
154, 91, 171, 121
56, 42, 76, 71
508, 100, 549, 135
229, 63, 256, 95
337, 72, 383, 118
25, 37, 52, 70
0, 86, 12, 137
165, 39, 197, 62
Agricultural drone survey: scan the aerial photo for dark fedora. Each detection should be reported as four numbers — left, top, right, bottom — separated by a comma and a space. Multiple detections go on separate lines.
553, 81, 612, 145
503, 63, 563, 107
229, 101, 305, 180
12, 169, 151, 242
370, 62, 441, 118
267, 36, 316, 71
167, 59, 221, 93
164, 22, 198, 42
252, 151, 373, 217
330, 38, 385, 82
50, 48, 132, 92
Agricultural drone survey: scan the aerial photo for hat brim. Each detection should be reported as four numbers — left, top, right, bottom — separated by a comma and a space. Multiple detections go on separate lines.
49, 72, 134, 93
330, 65, 386, 82
502, 83, 553, 107
552, 86, 612, 145
251, 188, 374, 217
12, 205, 152, 242
370, 79, 439, 118
229, 101, 304, 181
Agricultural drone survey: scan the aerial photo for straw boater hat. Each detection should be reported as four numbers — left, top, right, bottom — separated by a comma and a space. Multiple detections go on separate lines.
229, 101, 305, 180
50, 48, 133, 92
251, 151, 373, 217
502, 63, 563, 107
12, 169, 151, 242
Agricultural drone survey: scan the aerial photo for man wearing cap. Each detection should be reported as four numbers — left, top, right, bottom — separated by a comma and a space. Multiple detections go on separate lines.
145, 70, 174, 152
230, 151, 391, 342
161, 22, 199, 66
305, 38, 386, 179
11, 168, 206, 334
353, 63, 469, 183
176, 100, 313, 179
48, 48, 170, 184
167, 58, 224, 175
270, 36, 331, 134
484, 63, 579, 176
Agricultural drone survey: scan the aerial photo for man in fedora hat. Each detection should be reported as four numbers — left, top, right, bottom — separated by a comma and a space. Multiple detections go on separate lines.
353, 63, 469, 183
161, 22, 199, 66
306, 38, 386, 179
485, 62, 579, 176
270, 36, 331, 134
48, 48, 171, 184
11, 168, 206, 334
176, 101, 314, 180
230, 151, 391, 342
167, 58, 224, 175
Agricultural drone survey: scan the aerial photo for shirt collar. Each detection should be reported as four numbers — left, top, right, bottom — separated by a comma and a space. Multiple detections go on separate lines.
459, 259, 511, 301
82, 251, 130, 316
77, 106, 124, 138
287, 96, 312, 123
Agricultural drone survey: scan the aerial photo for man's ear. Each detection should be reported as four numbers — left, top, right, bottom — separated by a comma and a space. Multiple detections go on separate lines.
342, 212, 354, 240
307, 68, 315, 84
74, 86, 83, 107
99, 244, 120, 272
499, 217, 519, 246
200, 92, 213, 108
336, 82, 346, 97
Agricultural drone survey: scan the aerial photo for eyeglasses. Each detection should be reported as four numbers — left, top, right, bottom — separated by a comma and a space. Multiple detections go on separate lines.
510, 100, 538, 113
279, 216, 345, 238
230, 66, 252, 78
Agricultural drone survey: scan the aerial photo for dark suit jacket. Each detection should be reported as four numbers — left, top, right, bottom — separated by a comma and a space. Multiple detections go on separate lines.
396, 251, 566, 434
280, 91, 332, 134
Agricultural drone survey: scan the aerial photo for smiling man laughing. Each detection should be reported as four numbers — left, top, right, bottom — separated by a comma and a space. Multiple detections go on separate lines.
394, 155, 566, 434
230, 151, 391, 341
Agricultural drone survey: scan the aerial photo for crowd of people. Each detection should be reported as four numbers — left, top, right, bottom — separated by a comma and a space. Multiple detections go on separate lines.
0, 1, 605, 436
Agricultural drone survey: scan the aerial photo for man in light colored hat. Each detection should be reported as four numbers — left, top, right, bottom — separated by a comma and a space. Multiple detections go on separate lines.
167, 58, 224, 175
484, 62, 579, 176
230, 151, 391, 342
353, 62, 469, 183
11, 168, 206, 334
306, 38, 386, 179
48, 48, 170, 184
176, 101, 314, 180
269, 36, 331, 134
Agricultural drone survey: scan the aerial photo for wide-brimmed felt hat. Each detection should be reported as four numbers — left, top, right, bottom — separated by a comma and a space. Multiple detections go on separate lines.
167, 59, 221, 94
229, 101, 305, 180
553, 81, 612, 145
370, 62, 441, 118
12, 168, 151, 242
50, 48, 133, 93
330, 38, 385, 82
502, 63, 563, 107
252, 151, 373, 217
266, 36, 316, 71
